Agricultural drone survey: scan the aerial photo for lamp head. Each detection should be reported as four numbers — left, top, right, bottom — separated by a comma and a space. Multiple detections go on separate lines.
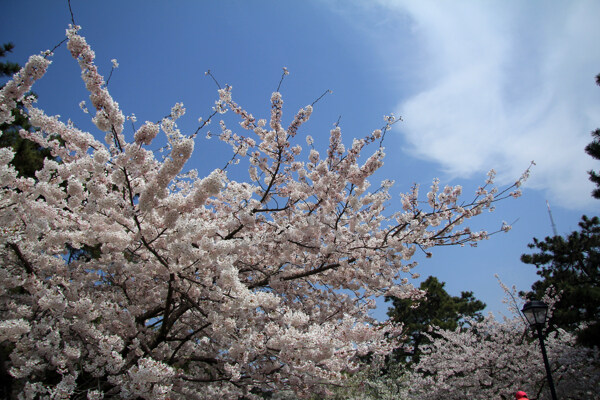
521, 300, 548, 328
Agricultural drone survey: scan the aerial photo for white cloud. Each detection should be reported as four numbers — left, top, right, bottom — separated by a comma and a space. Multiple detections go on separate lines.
331, 0, 600, 210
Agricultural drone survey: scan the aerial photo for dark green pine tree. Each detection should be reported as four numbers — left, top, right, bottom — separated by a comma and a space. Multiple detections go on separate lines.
585, 73, 600, 199
0, 43, 20, 76
0, 41, 54, 178
586, 127, 600, 199
521, 215, 600, 348
386, 276, 486, 365
586, 128, 600, 199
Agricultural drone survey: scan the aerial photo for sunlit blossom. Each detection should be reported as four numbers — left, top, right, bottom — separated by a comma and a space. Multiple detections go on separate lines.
0, 23, 531, 400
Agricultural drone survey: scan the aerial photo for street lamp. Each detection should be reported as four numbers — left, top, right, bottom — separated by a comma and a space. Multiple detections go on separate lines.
521, 300, 558, 400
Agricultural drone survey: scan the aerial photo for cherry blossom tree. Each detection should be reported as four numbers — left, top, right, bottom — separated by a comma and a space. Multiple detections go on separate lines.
0, 25, 529, 399
405, 283, 600, 400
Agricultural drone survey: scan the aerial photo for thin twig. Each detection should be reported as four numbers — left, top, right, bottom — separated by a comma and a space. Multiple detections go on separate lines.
276, 67, 289, 92
334, 115, 342, 127
45, 38, 68, 59
68, 0, 76, 25
379, 115, 402, 146
311, 89, 332, 107
205, 70, 221, 89
106, 67, 115, 87
192, 109, 218, 137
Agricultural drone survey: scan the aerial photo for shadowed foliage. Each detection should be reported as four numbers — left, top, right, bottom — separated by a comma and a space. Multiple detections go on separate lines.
386, 276, 486, 365
521, 215, 600, 348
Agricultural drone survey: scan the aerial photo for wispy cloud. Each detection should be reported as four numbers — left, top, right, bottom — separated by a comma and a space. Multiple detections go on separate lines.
330, 0, 600, 210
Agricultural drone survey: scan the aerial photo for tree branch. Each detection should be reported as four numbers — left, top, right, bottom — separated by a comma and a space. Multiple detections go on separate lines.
7, 242, 34, 274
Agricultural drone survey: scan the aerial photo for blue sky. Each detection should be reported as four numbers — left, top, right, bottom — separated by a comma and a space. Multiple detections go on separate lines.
2, 1, 599, 320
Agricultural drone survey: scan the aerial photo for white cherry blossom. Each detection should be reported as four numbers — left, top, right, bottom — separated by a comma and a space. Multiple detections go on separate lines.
0, 25, 531, 399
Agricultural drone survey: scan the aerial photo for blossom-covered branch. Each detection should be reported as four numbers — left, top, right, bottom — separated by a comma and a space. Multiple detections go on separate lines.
0, 25, 530, 399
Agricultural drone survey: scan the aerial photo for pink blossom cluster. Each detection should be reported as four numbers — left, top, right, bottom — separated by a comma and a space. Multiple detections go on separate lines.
0, 26, 530, 399
66, 25, 125, 148
0, 54, 50, 125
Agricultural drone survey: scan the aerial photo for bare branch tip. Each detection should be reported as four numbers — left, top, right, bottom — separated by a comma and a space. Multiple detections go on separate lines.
68, 0, 76, 25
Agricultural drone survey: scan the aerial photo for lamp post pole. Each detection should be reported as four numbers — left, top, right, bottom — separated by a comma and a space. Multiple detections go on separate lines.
533, 321, 558, 400
521, 300, 558, 400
